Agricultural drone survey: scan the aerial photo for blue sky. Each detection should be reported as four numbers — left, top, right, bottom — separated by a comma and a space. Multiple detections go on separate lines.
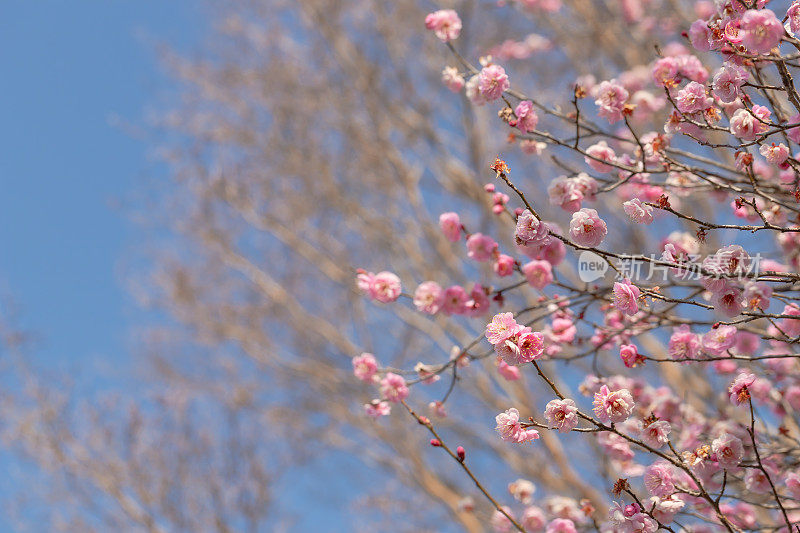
0, 2, 203, 375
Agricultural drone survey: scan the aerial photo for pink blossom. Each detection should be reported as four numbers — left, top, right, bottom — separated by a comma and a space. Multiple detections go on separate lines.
789, 2, 800, 37
729, 106, 770, 141
514, 100, 539, 133
545, 519, 576, 533
521, 506, 546, 532
689, 19, 712, 51
522, 260, 553, 289
669, 325, 700, 361
782, 303, 800, 336
675, 81, 712, 113
497, 359, 521, 381
441, 66, 465, 92
745, 468, 772, 493
496, 329, 545, 365
627, 513, 658, 533
652, 57, 679, 87
641, 419, 671, 448
729, 371, 756, 405
788, 114, 800, 144
357, 270, 402, 303
379, 372, 408, 403
701, 324, 737, 356
612, 278, 641, 315
785, 472, 800, 498
490, 507, 516, 533
548, 176, 584, 212
744, 281, 772, 310
569, 208, 607, 247
712, 285, 744, 317
478, 64, 510, 101
439, 212, 462, 242
712, 432, 744, 468
644, 461, 676, 497
623, 198, 654, 224
494, 254, 516, 277
760, 142, 789, 165
496, 407, 540, 443
740, 9, 783, 54
594, 79, 629, 123
508, 478, 536, 504
465, 283, 490, 317
424, 9, 461, 42
442, 285, 469, 316
466, 232, 497, 262
544, 398, 579, 432
620, 343, 644, 368
353, 352, 378, 382
585, 141, 616, 172
712, 63, 748, 103
486, 312, 522, 345
412, 281, 444, 314
593, 385, 635, 423
465, 75, 487, 106
515, 209, 551, 246
364, 400, 391, 418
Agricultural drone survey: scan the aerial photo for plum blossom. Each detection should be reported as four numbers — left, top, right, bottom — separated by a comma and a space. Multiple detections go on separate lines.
612, 278, 641, 315
584, 141, 616, 172
668, 325, 700, 361
548, 174, 597, 211
521, 507, 546, 532
675, 81, 712, 113
729, 371, 756, 405
424, 9, 461, 42
623, 198, 654, 224
689, 19, 712, 51
515, 209, 551, 246
785, 472, 800, 498
544, 398, 579, 432
729, 105, 770, 141
701, 324, 737, 356
644, 461, 675, 497
760, 143, 789, 166
494, 254, 516, 277
508, 478, 536, 504
788, 2, 800, 37
353, 352, 378, 382
640, 419, 671, 448
441, 66, 465, 92
594, 79, 629, 123
712, 63, 748, 103
712, 432, 744, 468
439, 212, 462, 242
740, 9, 783, 54
379, 372, 408, 403
522, 260, 553, 289
568, 208, 607, 247
490, 506, 516, 533
442, 285, 469, 315
364, 400, 391, 418
620, 343, 644, 368
486, 312, 522, 345
496, 408, 540, 443
413, 281, 444, 314
593, 385, 635, 423
466, 233, 498, 262
357, 270, 401, 303
514, 100, 539, 133
545, 518, 576, 533
478, 64, 510, 101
